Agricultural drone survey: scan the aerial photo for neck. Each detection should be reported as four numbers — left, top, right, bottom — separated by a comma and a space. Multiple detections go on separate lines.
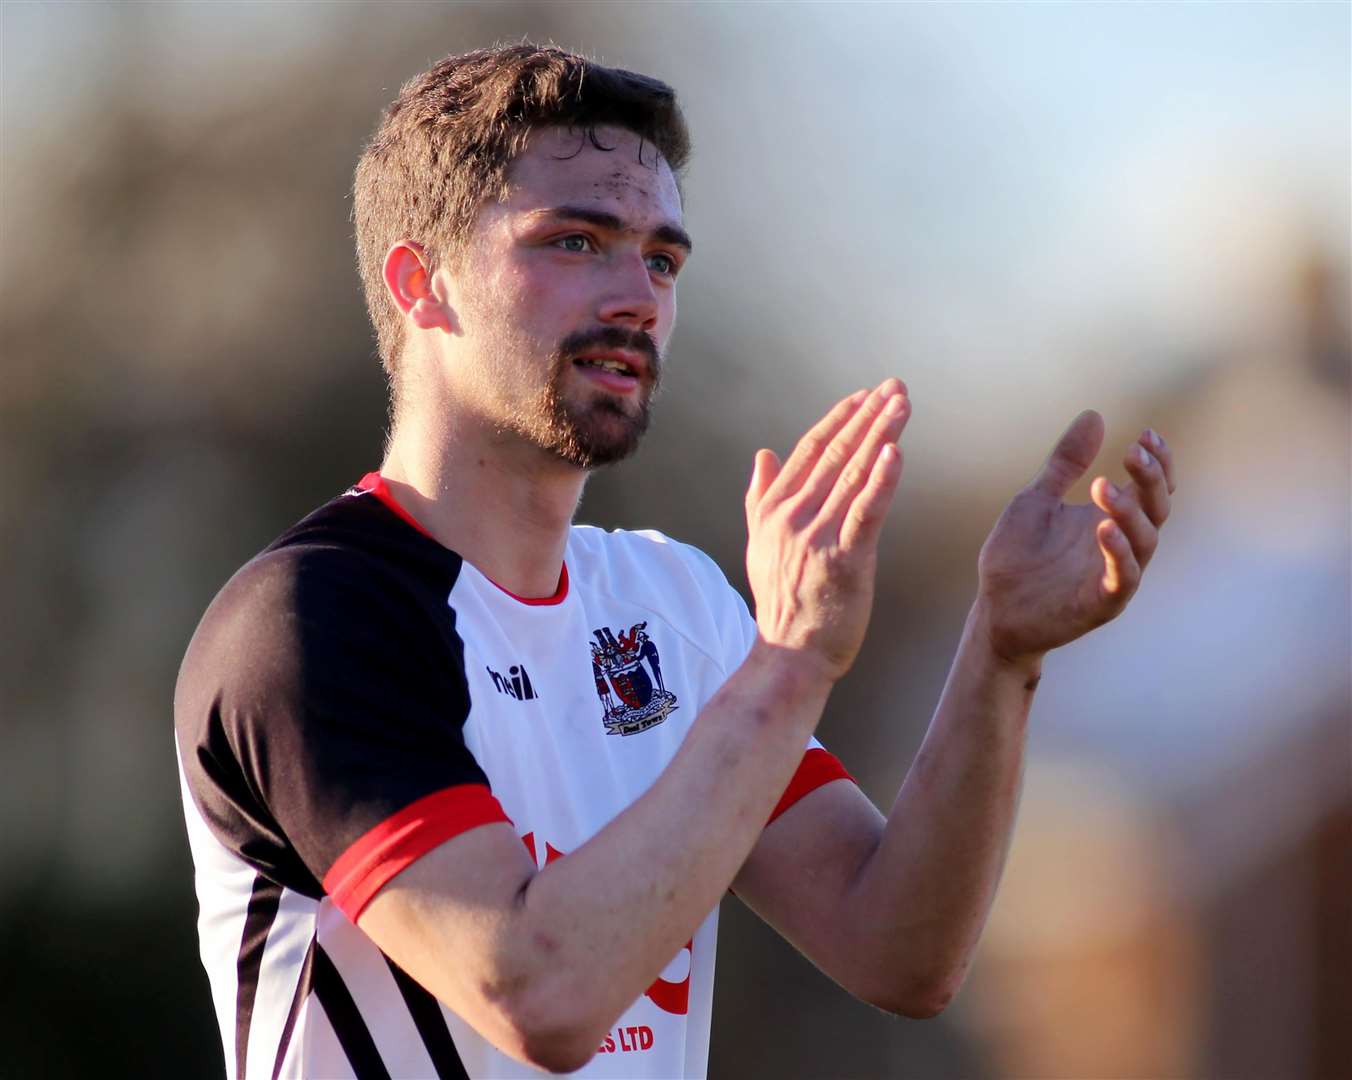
380, 409, 585, 600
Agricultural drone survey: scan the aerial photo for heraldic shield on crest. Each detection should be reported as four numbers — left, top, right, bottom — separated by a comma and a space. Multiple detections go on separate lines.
589, 622, 679, 736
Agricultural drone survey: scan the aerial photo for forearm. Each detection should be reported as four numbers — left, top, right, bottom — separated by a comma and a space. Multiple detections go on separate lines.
844, 600, 1037, 1011
366, 382, 910, 1069
502, 640, 833, 1055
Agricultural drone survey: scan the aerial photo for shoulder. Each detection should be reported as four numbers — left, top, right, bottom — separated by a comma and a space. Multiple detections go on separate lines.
197, 488, 463, 646
175, 490, 466, 737
173, 545, 367, 752
188, 542, 374, 665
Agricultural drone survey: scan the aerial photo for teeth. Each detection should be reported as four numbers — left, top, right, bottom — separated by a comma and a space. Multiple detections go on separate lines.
579, 358, 633, 375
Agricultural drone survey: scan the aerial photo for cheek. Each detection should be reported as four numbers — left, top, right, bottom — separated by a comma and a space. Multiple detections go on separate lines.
657, 292, 677, 348
501, 261, 575, 320
467, 268, 547, 342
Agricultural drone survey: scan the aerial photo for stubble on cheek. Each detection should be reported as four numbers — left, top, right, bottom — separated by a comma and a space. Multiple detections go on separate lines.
468, 331, 649, 469
457, 273, 659, 469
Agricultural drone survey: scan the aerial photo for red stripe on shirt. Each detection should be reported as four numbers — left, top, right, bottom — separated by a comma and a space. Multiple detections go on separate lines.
324, 784, 512, 922
766, 747, 854, 826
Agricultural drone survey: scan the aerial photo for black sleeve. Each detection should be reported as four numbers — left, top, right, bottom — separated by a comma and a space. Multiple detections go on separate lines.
175, 543, 510, 919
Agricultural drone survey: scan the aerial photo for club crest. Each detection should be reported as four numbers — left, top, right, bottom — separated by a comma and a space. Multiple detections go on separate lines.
589, 622, 678, 736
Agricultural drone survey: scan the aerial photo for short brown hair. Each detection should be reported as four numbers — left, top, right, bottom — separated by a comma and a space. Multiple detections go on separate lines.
352, 43, 691, 377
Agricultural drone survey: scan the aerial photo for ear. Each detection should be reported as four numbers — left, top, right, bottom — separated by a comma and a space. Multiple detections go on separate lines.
382, 241, 457, 333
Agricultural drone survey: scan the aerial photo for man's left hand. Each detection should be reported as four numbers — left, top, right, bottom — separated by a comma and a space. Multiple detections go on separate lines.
974, 410, 1176, 669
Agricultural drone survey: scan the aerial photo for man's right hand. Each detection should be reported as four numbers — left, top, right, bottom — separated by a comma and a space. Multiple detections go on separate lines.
744, 379, 910, 683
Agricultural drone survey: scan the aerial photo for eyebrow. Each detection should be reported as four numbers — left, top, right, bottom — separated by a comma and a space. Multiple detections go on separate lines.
529, 205, 693, 254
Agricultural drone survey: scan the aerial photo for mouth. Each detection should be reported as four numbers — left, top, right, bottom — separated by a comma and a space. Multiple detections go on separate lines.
571, 349, 647, 389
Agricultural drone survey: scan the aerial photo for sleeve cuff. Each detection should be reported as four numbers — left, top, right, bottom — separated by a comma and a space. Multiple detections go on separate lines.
766, 747, 854, 827
323, 784, 513, 922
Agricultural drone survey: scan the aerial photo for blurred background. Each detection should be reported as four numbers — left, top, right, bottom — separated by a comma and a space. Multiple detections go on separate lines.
2, 2, 1347, 1077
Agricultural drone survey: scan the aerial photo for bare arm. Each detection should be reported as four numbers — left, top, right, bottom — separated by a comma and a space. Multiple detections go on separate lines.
357, 380, 912, 1073
735, 415, 1178, 1017
733, 608, 1035, 1016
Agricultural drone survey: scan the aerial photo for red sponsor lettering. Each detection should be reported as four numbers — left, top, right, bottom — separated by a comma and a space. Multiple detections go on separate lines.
520, 832, 565, 867
603, 1025, 654, 1053
644, 940, 691, 1015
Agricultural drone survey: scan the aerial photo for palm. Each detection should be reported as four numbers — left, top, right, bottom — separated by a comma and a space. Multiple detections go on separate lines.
973, 410, 1174, 666
978, 493, 1114, 659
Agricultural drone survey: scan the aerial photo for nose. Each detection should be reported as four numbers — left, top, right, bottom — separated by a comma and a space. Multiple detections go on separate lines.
596, 252, 660, 333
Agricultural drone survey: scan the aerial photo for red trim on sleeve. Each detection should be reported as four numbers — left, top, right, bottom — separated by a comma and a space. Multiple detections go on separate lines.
766, 747, 854, 827
354, 472, 570, 606
323, 783, 512, 922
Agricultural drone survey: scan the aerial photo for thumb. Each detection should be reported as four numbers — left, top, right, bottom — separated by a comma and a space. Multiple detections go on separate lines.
746, 449, 782, 512
1030, 409, 1105, 498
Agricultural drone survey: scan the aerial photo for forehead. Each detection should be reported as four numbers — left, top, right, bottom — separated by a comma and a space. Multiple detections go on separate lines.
500, 124, 683, 226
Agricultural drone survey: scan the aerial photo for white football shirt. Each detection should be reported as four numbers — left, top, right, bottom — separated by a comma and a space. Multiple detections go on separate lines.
176, 474, 852, 1079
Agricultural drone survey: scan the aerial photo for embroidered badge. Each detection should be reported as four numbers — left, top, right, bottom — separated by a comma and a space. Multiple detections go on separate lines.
589, 622, 678, 736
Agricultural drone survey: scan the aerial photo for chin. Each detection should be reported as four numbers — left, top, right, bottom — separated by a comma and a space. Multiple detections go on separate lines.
552, 400, 650, 469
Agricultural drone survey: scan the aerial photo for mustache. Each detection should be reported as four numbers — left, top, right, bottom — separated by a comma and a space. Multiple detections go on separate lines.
558, 326, 662, 379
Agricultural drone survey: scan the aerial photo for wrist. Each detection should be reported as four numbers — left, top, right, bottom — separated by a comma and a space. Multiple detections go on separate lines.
742, 637, 838, 709
965, 600, 1045, 690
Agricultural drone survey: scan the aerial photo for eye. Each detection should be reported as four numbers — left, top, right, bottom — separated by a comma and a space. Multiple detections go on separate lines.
645, 252, 677, 276
555, 234, 593, 253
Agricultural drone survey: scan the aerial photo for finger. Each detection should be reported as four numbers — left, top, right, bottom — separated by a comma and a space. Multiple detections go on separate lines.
1091, 475, 1158, 569
839, 442, 903, 551
745, 449, 782, 516
1096, 518, 1140, 605
795, 378, 907, 515
1123, 439, 1171, 528
1142, 428, 1177, 495
817, 390, 911, 531
1031, 410, 1105, 499
768, 388, 869, 502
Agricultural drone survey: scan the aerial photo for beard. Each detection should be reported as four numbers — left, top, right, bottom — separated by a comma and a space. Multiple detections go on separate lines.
515, 325, 663, 470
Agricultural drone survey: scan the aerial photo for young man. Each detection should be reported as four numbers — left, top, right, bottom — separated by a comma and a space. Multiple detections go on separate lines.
175, 44, 1176, 1079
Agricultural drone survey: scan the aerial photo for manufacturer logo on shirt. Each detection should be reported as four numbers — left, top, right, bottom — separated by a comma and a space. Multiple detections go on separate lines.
486, 664, 540, 701
588, 622, 678, 736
